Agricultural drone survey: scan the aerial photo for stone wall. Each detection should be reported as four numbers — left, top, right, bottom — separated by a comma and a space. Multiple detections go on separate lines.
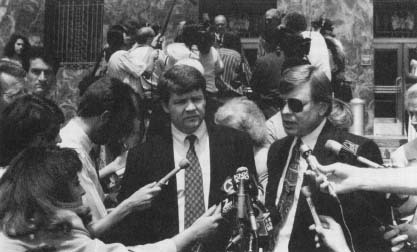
0, 0, 374, 130
0, 0, 198, 119
276, 0, 375, 133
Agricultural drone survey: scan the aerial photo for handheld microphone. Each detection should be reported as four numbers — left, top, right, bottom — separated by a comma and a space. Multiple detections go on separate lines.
155, 159, 190, 187
324, 140, 383, 168
237, 177, 247, 219
234, 167, 250, 185
301, 186, 322, 229
235, 167, 259, 237
299, 144, 339, 200
233, 166, 260, 198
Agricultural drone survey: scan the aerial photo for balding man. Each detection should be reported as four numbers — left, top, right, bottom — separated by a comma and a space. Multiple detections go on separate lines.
213, 15, 228, 48
258, 8, 284, 57
107, 26, 160, 98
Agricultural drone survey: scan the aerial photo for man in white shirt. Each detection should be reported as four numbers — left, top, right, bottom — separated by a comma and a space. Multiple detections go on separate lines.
114, 65, 256, 250
59, 77, 161, 238
107, 26, 160, 98
265, 64, 391, 252
390, 84, 417, 220
281, 12, 331, 81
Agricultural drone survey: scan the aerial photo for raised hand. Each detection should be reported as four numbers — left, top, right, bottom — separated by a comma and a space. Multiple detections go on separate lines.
188, 205, 223, 242
384, 223, 417, 252
309, 215, 351, 252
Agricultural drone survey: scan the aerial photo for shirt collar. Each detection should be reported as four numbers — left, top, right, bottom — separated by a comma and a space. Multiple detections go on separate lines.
171, 121, 208, 145
300, 118, 327, 150
60, 118, 94, 153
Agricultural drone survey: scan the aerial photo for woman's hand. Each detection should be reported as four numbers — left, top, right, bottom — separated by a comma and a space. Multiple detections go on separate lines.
124, 182, 161, 213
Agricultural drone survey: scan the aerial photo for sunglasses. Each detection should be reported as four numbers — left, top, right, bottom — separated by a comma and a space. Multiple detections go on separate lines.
280, 98, 308, 113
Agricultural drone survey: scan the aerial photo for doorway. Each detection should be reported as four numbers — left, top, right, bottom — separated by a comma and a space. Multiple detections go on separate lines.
374, 39, 417, 135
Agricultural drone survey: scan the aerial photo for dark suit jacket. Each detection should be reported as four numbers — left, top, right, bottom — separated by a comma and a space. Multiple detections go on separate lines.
104, 123, 256, 249
265, 121, 392, 252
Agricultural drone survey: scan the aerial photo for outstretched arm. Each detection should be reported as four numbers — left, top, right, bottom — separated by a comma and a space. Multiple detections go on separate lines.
313, 163, 417, 195
89, 182, 161, 237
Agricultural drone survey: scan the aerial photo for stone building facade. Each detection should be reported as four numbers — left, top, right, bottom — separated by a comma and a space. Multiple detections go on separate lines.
0, 0, 389, 136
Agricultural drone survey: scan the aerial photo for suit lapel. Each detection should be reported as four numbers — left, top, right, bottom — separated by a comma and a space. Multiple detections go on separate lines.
207, 125, 225, 206
312, 121, 339, 165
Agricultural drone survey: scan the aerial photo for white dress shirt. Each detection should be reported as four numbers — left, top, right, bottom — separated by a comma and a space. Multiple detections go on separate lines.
274, 119, 327, 252
302, 31, 332, 81
172, 121, 211, 232
59, 118, 107, 222
107, 45, 156, 96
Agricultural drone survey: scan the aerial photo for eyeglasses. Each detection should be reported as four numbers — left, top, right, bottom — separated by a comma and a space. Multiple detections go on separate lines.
280, 98, 308, 113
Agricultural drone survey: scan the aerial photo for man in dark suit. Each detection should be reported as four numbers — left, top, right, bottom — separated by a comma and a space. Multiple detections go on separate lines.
265, 64, 392, 252
109, 65, 256, 250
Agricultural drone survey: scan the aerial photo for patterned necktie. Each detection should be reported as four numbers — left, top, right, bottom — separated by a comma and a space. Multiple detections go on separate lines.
276, 138, 302, 228
184, 134, 205, 229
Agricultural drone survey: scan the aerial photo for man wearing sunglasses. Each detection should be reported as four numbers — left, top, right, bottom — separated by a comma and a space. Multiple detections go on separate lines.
264, 64, 392, 252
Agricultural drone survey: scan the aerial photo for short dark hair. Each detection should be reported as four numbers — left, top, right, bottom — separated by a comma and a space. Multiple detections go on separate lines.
0, 146, 82, 237
78, 77, 133, 117
158, 64, 206, 104
0, 95, 64, 166
107, 26, 125, 47
26, 46, 59, 74
182, 24, 200, 48
280, 64, 332, 116
283, 12, 307, 33
77, 77, 136, 140
222, 32, 242, 52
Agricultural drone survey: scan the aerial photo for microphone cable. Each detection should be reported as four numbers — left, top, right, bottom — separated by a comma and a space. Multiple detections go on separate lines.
301, 144, 356, 252
337, 200, 357, 252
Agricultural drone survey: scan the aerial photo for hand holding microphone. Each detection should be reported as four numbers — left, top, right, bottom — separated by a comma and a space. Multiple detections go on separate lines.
125, 159, 191, 213
300, 144, 339, 200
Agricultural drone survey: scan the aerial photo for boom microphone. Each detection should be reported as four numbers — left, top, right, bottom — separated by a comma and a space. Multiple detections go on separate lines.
324, 140, 383, 168
155, 159, 190, 187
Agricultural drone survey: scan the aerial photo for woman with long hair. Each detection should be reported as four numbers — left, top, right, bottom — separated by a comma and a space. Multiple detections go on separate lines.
2, 34, 31, 69
0, 146, 222, 252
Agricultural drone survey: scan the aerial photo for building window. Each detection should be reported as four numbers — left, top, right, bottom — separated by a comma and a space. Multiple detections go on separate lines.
44, 0, 104, 68
374, 0, 417, 38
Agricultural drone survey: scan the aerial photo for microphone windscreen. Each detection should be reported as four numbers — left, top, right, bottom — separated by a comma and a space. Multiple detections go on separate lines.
324, 139, 343, 154
301, 185, 313, 198
179, 159, 191, 170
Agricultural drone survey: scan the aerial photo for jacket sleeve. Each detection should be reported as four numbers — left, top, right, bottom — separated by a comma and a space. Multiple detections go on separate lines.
117, 144, 144, 202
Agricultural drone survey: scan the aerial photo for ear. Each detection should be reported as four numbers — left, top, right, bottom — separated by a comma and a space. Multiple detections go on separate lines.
161, 100, 170, 114
99, 110, 111, 124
